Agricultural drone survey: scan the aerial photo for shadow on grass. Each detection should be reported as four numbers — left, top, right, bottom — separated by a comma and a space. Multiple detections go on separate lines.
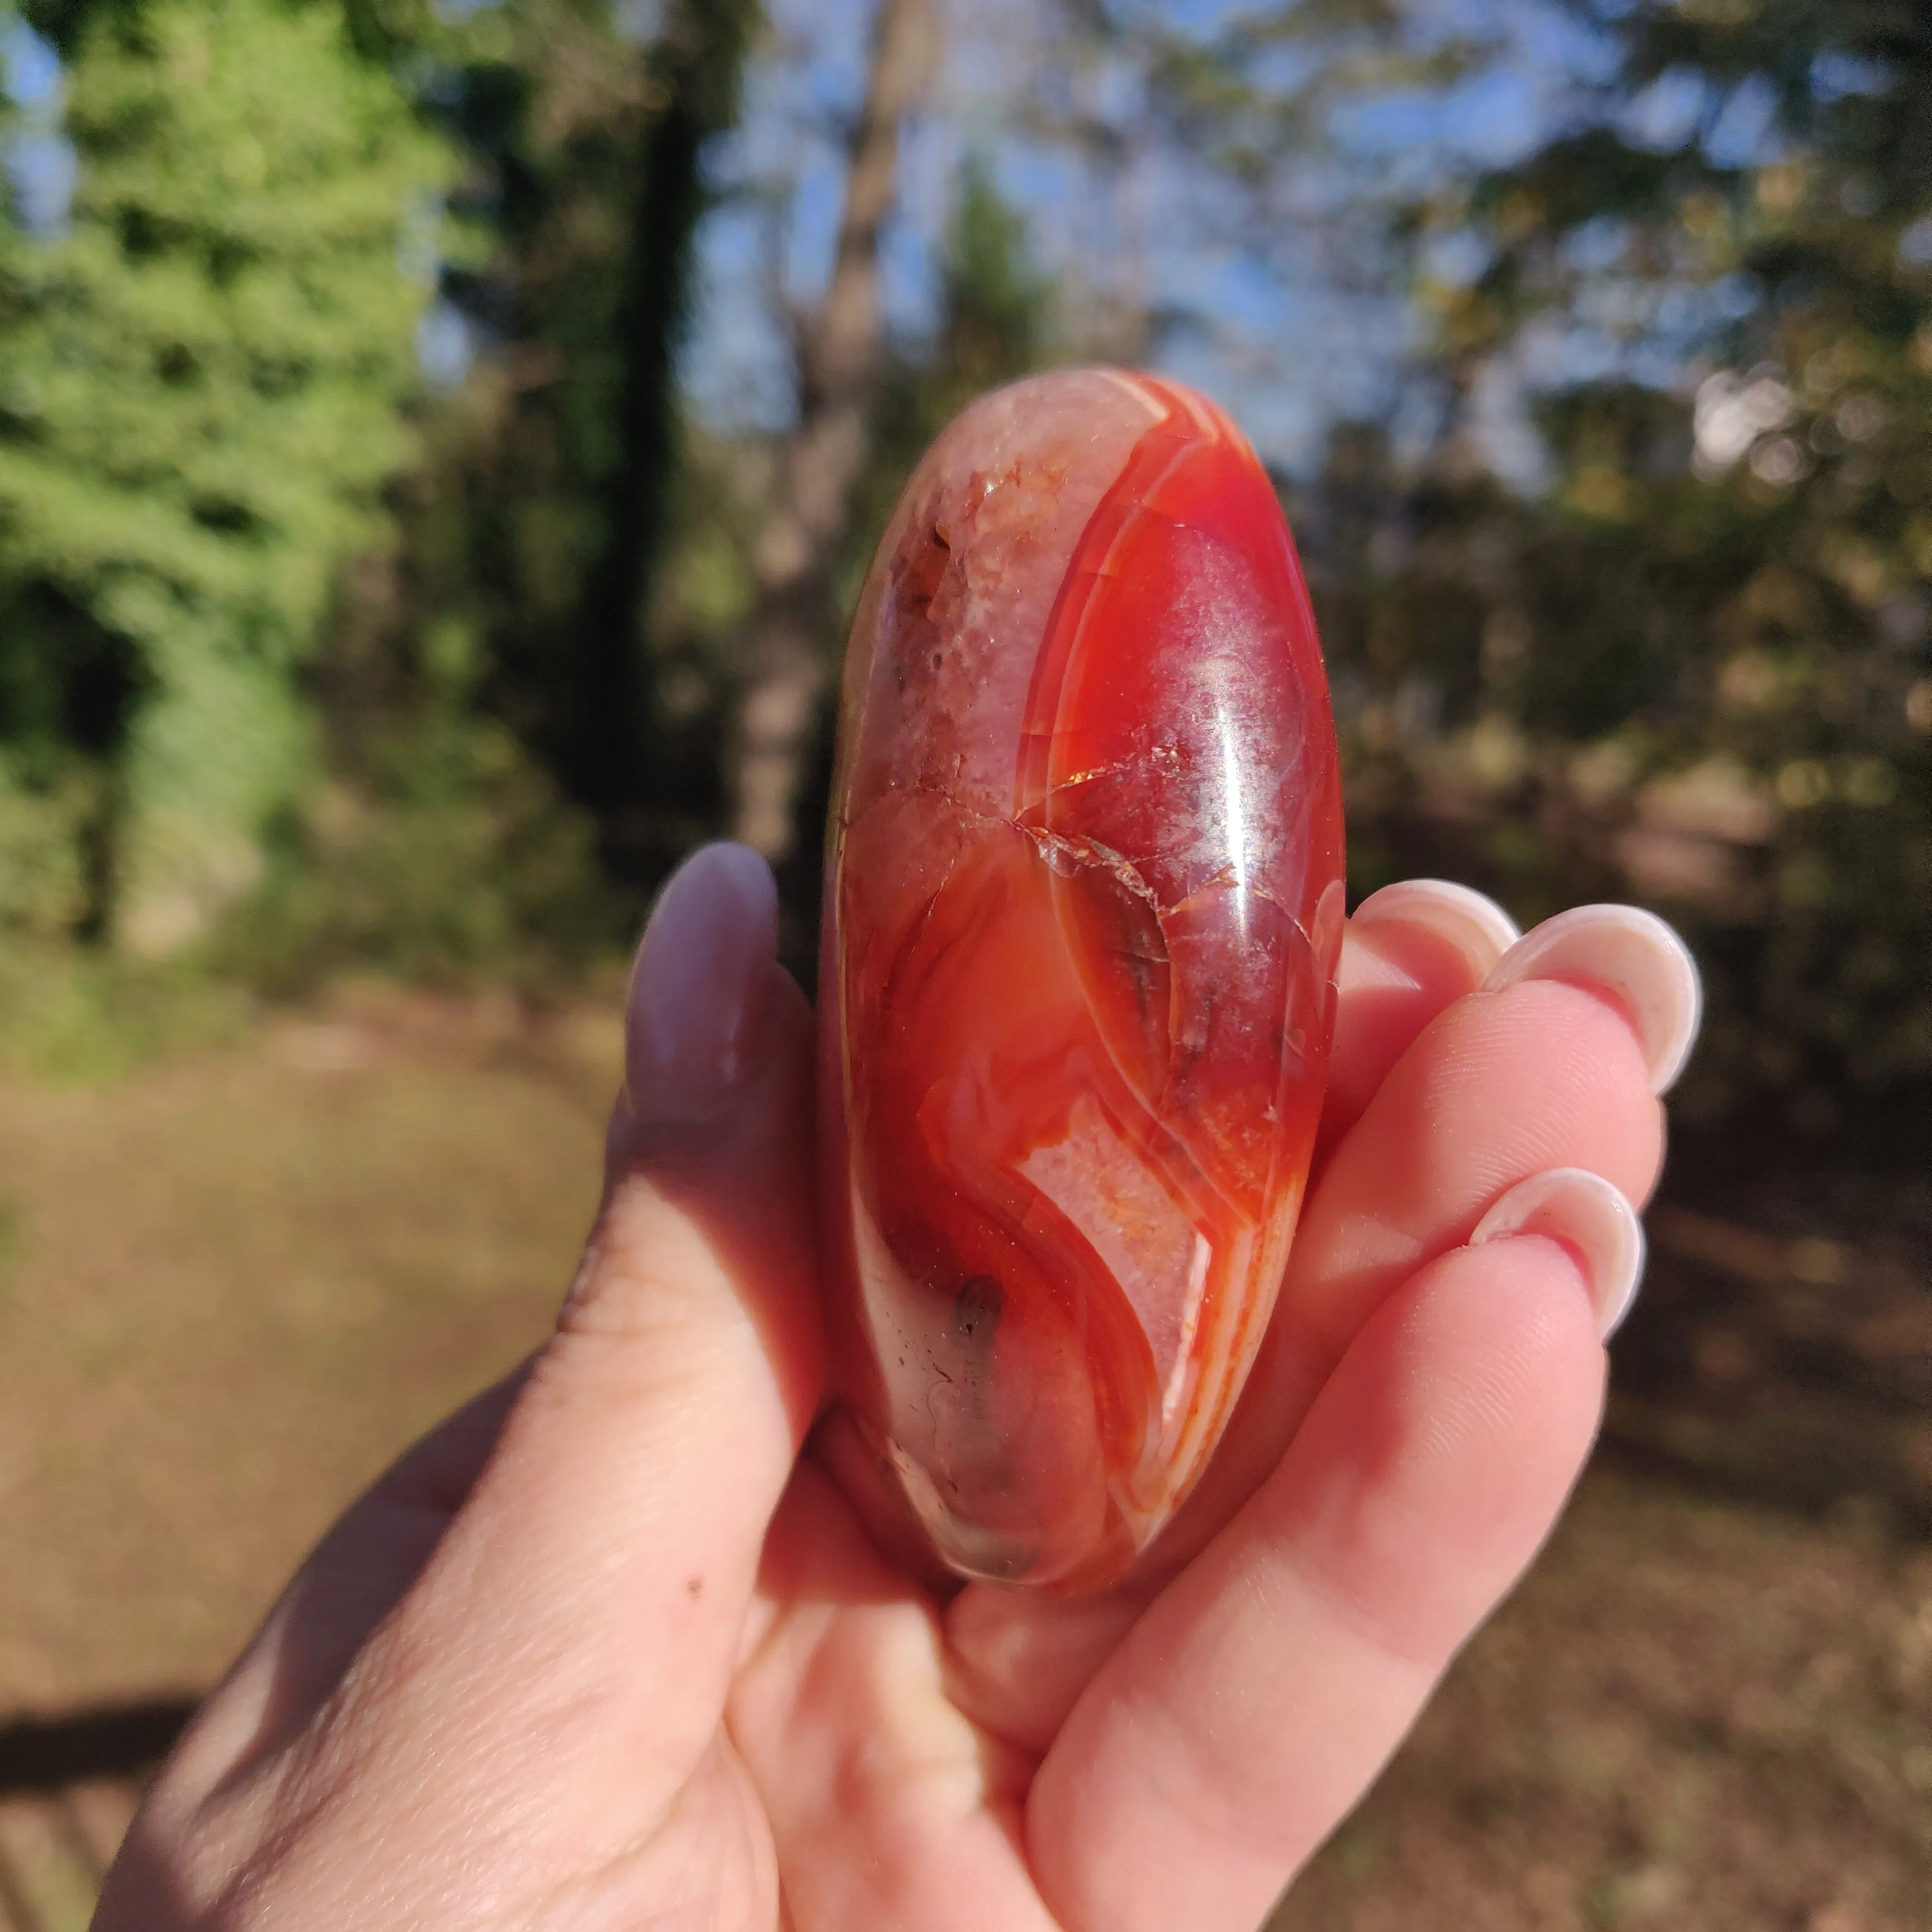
0, 1697, 196, 1797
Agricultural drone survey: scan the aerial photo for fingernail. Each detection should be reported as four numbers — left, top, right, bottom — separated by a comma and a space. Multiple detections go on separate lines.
624, 842, 779, 1125
1479, 905, 1702, 1095
1352, 879, 1521, 978
1470, 1167, 1646, 1340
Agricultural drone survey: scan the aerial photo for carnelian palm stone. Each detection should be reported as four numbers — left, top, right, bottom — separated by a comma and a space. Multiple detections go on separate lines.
821, 369, 1345, 1590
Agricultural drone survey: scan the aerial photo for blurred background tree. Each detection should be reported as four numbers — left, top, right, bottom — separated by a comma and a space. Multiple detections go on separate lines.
401, 0, 759, 868
722, 0, 935, 868
1294, 0, 1931, 1133
221, 0, 766, 990
0, 0, 447, 955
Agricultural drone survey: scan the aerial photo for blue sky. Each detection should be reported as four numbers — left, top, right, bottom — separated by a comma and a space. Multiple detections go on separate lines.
2, 16, 75, 238
679, 0, 1633, 472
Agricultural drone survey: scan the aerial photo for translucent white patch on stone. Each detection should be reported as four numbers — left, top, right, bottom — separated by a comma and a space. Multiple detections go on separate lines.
850, 1178, 978, 1478
1160, 1235, 1211, 1437
1019, 1092, 1208, 1405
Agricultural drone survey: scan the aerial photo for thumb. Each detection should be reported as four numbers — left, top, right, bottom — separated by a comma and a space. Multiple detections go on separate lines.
344, 842, 824, 1831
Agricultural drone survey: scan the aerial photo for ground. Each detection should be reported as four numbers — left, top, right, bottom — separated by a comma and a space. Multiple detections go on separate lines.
0, 987, 1924, 1931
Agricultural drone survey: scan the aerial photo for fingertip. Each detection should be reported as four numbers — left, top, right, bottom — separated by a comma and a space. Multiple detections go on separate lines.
1480, 904, 1702, 1097
1312, 969, 1667, 1281
1471, 1167, 1646, 1340
624, 841, 783, 1127
1327, 881, 1520, 1153
1352, 879, 1520, 977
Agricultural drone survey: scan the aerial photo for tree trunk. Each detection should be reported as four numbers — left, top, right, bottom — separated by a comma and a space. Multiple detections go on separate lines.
726, 0, 938, 861
572, 0, 757, 860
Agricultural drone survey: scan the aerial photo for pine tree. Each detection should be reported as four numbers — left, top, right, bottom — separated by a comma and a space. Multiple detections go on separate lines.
0, 0, 448, 951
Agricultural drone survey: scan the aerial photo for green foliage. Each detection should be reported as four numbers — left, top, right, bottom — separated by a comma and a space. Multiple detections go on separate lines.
0, 0, 448, 951
0, 750, 92, 936
0, 0, 746, 1016
897, 158, 1050, 446
0, 931, 248, 1078
213, 631, 618, 992
1304, 0, 1931, 1124
3, 0, 1916, 1141
404, 0, 759, 857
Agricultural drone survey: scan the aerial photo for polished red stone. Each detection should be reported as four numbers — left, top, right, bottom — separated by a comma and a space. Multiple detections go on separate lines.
820, 370, 1344, 1589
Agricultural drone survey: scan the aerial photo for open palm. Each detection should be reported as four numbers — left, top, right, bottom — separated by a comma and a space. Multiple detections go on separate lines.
97, 845, 1695, 1932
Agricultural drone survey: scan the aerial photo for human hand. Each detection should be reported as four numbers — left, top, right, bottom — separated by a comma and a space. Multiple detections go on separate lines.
96, 843, 1698, 1932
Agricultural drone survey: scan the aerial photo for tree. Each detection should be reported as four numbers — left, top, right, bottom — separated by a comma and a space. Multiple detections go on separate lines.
406, 0, 757, 875
626, 151, 1051, 978
0, 0, 448, 952
1307, 0, 1931, 1121
723, 0, 938, 863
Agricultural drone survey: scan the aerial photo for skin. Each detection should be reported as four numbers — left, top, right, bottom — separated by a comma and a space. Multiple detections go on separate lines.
95, 882, 1665, 1932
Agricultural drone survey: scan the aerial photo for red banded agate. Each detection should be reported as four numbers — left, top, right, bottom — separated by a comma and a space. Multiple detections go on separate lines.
820, 370, 1344, 1590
